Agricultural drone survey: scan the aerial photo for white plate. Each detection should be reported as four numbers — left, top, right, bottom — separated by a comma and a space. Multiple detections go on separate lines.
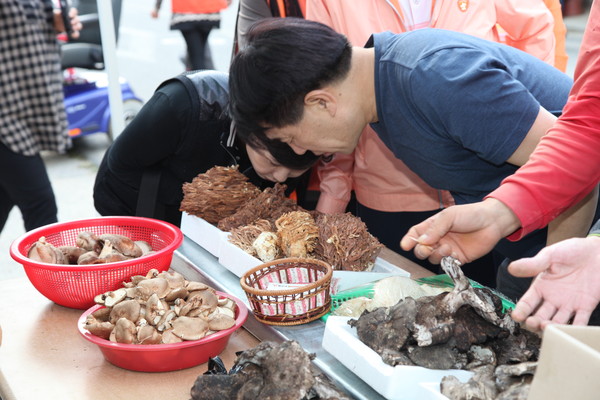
322, 316, 472, 400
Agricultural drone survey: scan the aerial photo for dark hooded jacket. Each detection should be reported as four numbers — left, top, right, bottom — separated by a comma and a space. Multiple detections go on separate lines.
93, 70, 296, 227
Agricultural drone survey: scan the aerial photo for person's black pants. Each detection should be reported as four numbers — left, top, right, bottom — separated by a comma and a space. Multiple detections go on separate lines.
181, 26, 214, 70
0, 142, 57, 234
354, 202, 499, 287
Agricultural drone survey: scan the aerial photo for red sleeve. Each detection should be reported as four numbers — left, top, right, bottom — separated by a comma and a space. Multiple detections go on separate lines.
487, 2, 600, 240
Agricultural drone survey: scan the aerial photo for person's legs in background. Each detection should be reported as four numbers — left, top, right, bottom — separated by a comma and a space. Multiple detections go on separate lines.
562, 0, 585, 16
181, 25, 214, 70
0, 142, 57, 233
0, 185, 15, 234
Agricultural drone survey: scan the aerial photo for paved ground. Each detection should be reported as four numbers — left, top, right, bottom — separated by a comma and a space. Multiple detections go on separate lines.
0, 4, 592, 281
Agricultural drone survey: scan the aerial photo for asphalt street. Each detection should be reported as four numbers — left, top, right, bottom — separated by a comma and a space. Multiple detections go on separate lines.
0, 3, 591, 280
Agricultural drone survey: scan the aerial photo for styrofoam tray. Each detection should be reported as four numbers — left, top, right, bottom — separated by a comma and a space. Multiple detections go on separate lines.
322, 316, 472, 400
218, 237, 263, 277
218, 233, 410, 278
180, 213, 227, 257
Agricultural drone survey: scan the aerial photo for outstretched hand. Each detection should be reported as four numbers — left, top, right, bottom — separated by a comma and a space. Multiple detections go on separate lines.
510, 236, 600, 331
400, 198, 520, 265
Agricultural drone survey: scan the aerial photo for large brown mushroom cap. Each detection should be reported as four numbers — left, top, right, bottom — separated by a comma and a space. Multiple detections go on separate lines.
109, 299, 141, 324
208, 313, 235, 331
27, 237, 66, 264
171, 316, 209, 341
113, 318, 136, 344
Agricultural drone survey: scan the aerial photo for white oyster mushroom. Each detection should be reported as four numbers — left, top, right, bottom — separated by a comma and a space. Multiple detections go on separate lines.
252, 231, 279, 262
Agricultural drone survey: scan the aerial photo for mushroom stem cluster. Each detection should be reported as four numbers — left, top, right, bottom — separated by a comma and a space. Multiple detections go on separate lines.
85, 270, 237, 344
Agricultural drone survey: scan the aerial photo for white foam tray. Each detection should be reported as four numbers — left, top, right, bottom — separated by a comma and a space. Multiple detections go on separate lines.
180, 213, 227, 257
218, 236, 264, 277
181, 213, 412, 279
218, 234, 410, 278
322, 316, 472, 400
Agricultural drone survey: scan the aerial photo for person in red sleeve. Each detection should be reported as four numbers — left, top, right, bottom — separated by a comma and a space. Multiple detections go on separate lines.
400, 0, 600, 329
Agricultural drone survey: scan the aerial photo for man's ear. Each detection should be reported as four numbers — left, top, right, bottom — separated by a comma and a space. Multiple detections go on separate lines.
305, 89, 337, 116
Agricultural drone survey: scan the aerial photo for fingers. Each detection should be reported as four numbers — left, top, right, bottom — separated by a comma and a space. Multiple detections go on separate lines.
400, 226, 427, 251
571, 309, 593, 326
517, 301, 581, 332
511, 289, 542, 322
523, 315, 543, 332
406, 237, 449, 264
550, 307, 575, 325
68, 8, 82, 39
508, 257, 550, 278
414, 243, 433, 260
530, 300, 557, 324
538, 309, 591, 331
401, 212, 445, 251
508, 246, 553, 278
400, 235, 422, 252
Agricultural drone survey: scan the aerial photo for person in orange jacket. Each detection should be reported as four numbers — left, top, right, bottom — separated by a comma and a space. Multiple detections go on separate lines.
307, 0, 567, 284
152, 0, 231, 70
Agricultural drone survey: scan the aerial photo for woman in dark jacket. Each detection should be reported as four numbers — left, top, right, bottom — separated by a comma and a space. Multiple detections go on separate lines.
93, 70, 316, 227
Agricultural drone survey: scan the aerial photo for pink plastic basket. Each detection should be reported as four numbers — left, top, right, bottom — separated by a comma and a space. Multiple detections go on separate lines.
10, 216, 183, 309
78, 291, 248, 372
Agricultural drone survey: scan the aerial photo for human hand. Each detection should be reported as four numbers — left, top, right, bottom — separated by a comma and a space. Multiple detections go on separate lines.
150, 9, 159, 18
400, 198, 519, 264
509, 236, 600, 331
53, 7, 81, 39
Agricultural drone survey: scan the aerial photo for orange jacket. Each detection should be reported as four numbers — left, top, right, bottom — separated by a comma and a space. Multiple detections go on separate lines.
172, 0, 228, 14
544, 0, 569, 72
308, 0, 562, 214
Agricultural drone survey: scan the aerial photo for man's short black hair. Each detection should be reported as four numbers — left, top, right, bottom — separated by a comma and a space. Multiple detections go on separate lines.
229, 17, 352, 149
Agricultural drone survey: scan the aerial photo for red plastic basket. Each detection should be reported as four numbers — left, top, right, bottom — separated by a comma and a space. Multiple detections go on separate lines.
10, 216, 183, 309
78, 291, 249, 372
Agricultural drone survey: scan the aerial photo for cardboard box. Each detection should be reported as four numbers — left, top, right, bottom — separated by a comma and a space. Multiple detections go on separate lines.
322, 316, 472, 400
180, 213, 227, 257
528, 324, 600, 400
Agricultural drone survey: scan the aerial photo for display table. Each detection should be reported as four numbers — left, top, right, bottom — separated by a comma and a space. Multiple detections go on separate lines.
173, 238, 435, 400
0, 275, 258, 399
0, 238, 432, 399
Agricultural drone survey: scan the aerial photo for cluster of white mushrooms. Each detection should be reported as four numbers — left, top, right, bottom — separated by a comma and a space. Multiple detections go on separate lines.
84, 269, 237, 345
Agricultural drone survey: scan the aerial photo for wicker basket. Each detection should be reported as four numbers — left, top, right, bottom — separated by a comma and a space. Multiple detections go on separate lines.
240, 258, 333, 326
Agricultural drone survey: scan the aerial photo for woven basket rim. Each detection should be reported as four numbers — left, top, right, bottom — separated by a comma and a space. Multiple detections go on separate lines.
240, 257, 333, 296
250, 300, 332, 326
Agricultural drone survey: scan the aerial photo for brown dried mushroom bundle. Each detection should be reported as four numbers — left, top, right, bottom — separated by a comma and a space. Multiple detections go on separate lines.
313, 213, 383, 271
350, 258, 539, 400
228, 219, 274, 256
180, 166, 261, 225
190, 340, 352, 400
217, 183, 300, 232
275, 211, 319, 258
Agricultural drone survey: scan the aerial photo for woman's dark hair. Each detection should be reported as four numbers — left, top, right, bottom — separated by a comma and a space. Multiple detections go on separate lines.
229, 17, 352, 148
263, 138, 320, 170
